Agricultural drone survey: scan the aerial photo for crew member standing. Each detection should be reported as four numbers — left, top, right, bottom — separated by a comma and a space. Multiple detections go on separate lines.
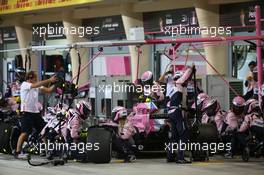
167, 65, 194, 164
14, 71, 57, 159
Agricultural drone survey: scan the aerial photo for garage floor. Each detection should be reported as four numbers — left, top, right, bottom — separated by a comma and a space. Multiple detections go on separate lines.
0, 154, 263, 175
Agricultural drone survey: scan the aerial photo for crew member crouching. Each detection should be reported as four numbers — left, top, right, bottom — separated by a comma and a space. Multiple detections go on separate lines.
111, 106, 136, 163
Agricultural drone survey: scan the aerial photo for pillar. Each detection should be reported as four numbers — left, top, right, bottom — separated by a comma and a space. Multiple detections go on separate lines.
15, 19, 39, 73
121, 3, 151, 81
194, 0, 228, 75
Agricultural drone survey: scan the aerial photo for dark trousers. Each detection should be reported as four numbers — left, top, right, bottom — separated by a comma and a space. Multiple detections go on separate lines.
167, 109, 188, 161
19, 112, 45, 135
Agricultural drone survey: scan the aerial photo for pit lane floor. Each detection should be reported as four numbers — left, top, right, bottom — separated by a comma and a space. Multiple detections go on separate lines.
0, 154, 263, 175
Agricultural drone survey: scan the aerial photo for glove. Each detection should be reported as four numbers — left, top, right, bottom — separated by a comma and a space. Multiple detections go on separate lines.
79, 131, 88, 139
146, 97, 151, 102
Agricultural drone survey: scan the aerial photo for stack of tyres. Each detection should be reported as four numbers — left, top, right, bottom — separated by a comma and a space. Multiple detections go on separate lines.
189, 123, 218, 161
87, 127, 112, 163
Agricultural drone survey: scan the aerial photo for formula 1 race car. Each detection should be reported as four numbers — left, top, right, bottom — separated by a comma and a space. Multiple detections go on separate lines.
86, 100, 219, 163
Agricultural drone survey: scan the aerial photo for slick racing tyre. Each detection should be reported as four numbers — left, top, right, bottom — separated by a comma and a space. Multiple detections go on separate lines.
190, 123, 218, 144
87, 127, 112, 163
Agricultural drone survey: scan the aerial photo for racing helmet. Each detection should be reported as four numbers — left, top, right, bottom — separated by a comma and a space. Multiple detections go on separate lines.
202, 98, 220, 116
244, 99, 261, 114
244, 99, 257, 114
141, 71, 153, 86
232, 96, 245, 115
191, 93, 210, 111
75, 100, 92, 120
111, 106, 127, 122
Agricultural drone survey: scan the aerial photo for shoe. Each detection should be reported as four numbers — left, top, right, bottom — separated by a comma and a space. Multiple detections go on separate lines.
124, 155, 136, 163
46, 151, 54, 160
13, 151, 19, 159
17, 153, 29, 160
224, 152, 233, 159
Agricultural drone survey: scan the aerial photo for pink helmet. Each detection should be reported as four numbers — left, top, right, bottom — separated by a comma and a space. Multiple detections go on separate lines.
75, 100, 92, 119
202, 98, 220, 116
141, 71, 153, 85
232, 96, 245, 107
198, 93, 210, 101
232, 96, 245, 115
191, 93, 210, 110
111, 106, 127, 122
244, 99, 260, 114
